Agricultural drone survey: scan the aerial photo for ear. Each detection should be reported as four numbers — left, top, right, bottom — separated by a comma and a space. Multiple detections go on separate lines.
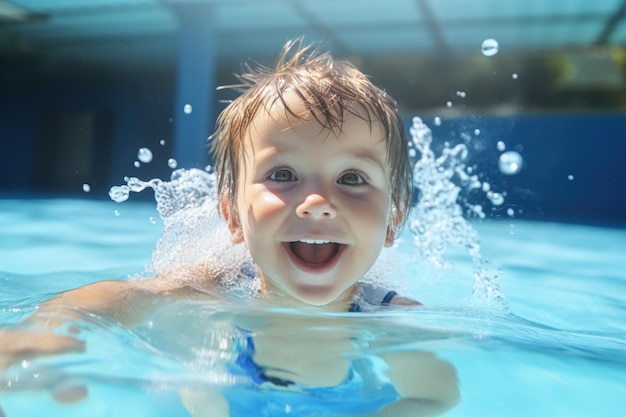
220, 197, 244, 244
384, 208, 403, 248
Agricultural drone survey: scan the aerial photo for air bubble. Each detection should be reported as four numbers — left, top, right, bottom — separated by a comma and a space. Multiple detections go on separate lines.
481, 39, 499, 57
507, 208, 515, 217
474, 129, 480, 136
114, 210, 120, 216
446, 101, 453, 108
184, 104, 193, 114
168, 158, 178, 169
568, 174, 574, 181
82, 184, 91, 193
149, 216, 157, 224
498, 151, 523, 175
434, 116, 442, 126
497, 141, 506, 151
512, 73, 518, 80
409, 149, 417, 158
134, 161, 141, 168
160, 140, 166, 146
137, 147, 153, 163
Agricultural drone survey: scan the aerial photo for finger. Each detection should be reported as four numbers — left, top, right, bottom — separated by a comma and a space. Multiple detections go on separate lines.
8, 333, 85, 357
51, 383, 88, 404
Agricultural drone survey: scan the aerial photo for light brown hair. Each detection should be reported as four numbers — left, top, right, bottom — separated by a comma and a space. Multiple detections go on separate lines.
211, 38, 412, 233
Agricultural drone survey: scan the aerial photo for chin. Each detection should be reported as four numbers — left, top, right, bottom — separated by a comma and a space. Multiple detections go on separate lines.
291, 282, 357, 307
291, 284, 341, 306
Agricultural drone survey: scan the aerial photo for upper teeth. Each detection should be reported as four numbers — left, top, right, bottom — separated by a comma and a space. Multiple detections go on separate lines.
300, 239, 330, 244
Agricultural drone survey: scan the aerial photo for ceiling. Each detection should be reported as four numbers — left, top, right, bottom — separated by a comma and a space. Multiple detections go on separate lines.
1, 0, 626, 73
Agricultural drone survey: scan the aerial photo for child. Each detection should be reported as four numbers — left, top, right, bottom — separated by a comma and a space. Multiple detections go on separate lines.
0, 39, 459, 416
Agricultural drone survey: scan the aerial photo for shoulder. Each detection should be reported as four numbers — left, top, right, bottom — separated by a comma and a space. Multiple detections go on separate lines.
356, 282, 421, 308
133, 263, 222, 299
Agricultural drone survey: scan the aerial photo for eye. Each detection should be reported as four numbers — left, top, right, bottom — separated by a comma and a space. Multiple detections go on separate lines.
338, 171, 366, 186
268, 168, 297, 182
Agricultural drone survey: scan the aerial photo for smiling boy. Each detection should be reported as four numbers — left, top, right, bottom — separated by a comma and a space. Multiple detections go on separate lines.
214, 39, 412, 310
0, 39, 459, 416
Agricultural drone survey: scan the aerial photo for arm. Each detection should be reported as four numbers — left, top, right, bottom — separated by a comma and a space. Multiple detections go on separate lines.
1, 264, 217, 368
0, 264, 219, 412
376, 351, 460, 417
29, 263, 216, 327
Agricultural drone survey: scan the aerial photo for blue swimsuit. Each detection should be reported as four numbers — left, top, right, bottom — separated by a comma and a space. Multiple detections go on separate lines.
222, 282, 401, 417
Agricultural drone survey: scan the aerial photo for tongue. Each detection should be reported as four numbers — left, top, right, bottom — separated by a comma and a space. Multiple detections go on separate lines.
290, 242, 339, 265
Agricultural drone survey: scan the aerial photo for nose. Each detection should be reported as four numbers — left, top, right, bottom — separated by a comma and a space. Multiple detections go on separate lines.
296, 193, 337, 219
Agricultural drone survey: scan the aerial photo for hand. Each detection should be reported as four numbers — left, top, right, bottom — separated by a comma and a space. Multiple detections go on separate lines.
0, 328, 88, 414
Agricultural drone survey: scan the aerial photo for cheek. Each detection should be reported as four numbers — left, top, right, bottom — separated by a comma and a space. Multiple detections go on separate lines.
243, 187, 288, 226
345, 192, 390, 222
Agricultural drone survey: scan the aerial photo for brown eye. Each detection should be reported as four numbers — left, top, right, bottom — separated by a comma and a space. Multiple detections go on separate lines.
338, 172, 365, 186
269, 168, 297, 182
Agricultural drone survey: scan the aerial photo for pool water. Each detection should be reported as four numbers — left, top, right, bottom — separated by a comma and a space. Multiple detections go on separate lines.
1, 197, 625, 417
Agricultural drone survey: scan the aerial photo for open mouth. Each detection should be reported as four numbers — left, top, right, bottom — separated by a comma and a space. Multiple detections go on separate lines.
284, 240, 345, 271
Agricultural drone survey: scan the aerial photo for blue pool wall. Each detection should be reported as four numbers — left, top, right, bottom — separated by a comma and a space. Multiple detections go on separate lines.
1, 80, 625, 226
428, 113, 626, 225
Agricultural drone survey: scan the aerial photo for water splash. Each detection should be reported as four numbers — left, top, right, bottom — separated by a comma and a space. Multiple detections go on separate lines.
109, 168, 256, 297
110, 117, 506, 306
408, 117, 506, 306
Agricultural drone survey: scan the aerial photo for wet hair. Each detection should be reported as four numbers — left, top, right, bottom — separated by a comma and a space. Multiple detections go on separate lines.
211, 38, 412, 233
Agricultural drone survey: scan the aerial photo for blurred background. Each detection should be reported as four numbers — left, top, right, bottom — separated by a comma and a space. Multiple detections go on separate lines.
1, 0, 625, 225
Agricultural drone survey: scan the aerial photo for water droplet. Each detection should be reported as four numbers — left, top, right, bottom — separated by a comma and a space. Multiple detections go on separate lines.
497, 141, 506, 151
82, 184, 91, 193
109, 185, 130, 203
512, 73, 518, 80
481, 39, 499, 57
168, 158, 178, 169
183, 104, 192, 114
568, 174, 574, 181
114, 210, 120, 216
446, 101, 453, 108
498, 151, 523, 175
137, 147, 153, 163
434, 116, 442, 126
149, 216, 157, 224
487, 191, 504, 206
160, 139, 166, 146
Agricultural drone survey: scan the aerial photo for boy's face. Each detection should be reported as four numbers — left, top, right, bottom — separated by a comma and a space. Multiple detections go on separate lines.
227, 100, 395, 306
